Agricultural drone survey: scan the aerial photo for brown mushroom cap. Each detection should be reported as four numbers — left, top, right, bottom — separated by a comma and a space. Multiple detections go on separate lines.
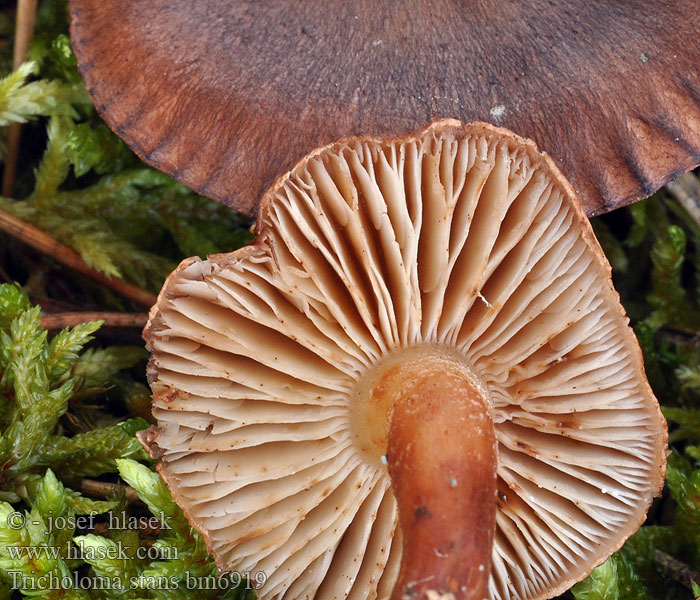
142, 120, 666, 599
69, 0, 700, 217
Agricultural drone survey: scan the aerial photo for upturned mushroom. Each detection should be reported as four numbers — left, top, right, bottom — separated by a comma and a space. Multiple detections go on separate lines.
69, 1, 700, 218
141, 120, 666, 599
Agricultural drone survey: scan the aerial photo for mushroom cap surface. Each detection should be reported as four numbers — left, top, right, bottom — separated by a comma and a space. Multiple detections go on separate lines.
70, 0, 700, 217
142, 120, 666, 599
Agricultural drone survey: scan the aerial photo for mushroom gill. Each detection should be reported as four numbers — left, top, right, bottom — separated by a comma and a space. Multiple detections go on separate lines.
142, 120, 666, 599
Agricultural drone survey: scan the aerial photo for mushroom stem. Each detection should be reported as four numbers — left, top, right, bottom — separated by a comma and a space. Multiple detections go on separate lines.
385, 358, 497, 600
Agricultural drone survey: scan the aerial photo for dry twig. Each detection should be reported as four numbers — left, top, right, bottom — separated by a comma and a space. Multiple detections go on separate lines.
0, 208, 157, 307
655, 549, 700, 590
2, 0, 39, 197
80, 478, 140, 503
665, 172, 700, 231
41, 311, 148, 330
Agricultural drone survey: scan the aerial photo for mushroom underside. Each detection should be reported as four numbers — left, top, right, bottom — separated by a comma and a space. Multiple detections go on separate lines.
142, 121, 666, 600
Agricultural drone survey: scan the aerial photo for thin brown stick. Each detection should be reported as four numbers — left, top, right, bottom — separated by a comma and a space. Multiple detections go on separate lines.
29, 293, 84, 313
11, 0, 38, 73
0, 208, 157, 307
2, 0, 39, 197
3, 126, 22, 197
666, 172, 700, 231
655, 549, 700, 590
80, 478, 140, 503
0, 260, 10, 283
656, 324, 700, 349
42, 312, 148, 330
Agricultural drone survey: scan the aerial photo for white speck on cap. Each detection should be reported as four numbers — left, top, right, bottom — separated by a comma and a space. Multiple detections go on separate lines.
489, 105, 506, 121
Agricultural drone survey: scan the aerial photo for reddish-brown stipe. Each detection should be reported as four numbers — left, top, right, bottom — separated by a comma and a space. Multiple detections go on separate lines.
386, 359, 497, 600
